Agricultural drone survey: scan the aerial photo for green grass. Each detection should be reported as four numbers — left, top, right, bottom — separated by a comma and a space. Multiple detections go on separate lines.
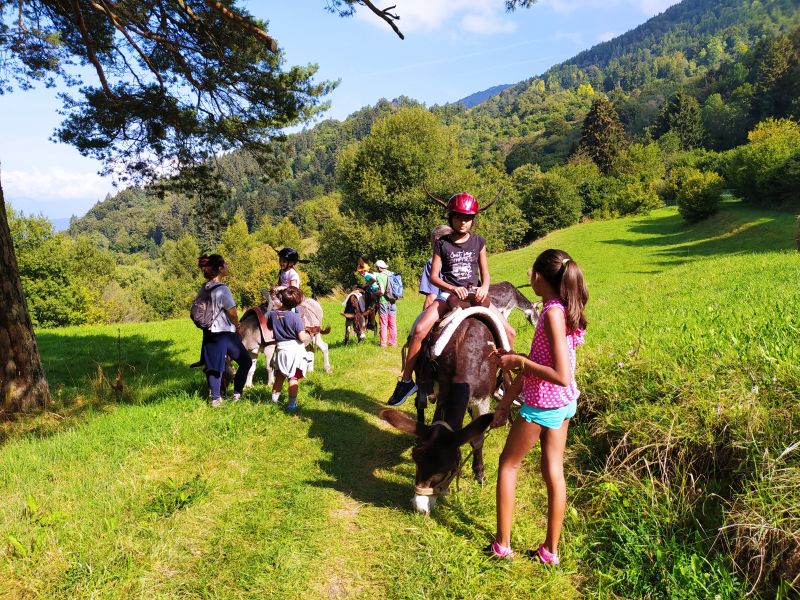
0, 200, 797, 598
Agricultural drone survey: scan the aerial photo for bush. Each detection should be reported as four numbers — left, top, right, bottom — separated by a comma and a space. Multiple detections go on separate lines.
581, 175, 662, 218
723, 118, 800, 206
513, 165, 581, 239
675, 168, 724, 222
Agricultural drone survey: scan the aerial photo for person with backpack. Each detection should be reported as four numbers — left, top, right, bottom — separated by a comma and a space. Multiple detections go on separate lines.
374, 259, 398, 348
195, 254, 253, 407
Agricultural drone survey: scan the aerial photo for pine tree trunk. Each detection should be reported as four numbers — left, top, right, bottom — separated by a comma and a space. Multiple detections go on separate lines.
0, 181, 51, 414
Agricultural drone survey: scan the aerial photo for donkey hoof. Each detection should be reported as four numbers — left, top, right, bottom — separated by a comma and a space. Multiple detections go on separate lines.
324, 366, 332, 374
475, 472, 486, 485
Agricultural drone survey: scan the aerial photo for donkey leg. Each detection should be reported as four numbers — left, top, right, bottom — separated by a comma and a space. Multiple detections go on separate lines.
243, 348, 259, 389
264, 344, 277, 387
315, 333, 332, 373
469, 400, 491, 484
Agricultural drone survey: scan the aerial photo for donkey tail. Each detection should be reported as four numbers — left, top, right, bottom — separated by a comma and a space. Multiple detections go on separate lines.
320, 325, 332, 335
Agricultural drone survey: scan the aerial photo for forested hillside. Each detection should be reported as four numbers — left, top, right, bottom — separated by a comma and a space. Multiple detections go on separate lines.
13, 0, 800, 325
69, 0, 800, 251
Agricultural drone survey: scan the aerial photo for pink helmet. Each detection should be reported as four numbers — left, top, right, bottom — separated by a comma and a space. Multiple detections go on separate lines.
447, 192, 479, 215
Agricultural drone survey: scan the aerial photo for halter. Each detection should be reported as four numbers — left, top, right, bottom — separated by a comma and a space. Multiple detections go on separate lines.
413, 420, 491, 497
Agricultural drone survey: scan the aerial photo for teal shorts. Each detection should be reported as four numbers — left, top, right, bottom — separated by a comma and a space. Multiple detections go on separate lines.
518, 400, 577, 429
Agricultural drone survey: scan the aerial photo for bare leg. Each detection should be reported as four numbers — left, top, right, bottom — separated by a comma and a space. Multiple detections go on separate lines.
495, 417, 542, 548
272, 371, 285, 395
540, 419, 570, 556
401, 301, 448, 380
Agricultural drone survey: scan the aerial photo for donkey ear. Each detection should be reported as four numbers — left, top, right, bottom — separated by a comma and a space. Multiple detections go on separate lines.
380, 409, 428, 437
452, 413, 494, 447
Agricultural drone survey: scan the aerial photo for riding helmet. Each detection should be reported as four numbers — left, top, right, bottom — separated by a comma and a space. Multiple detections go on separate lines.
278, 247, 300, 262
447, 193, 479, 216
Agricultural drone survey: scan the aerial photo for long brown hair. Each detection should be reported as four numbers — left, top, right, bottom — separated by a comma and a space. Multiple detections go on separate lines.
533, 249, 588, 332
198, 254, 225, 280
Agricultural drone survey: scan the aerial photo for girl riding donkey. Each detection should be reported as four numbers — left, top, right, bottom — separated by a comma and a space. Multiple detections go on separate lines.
486, 249, 588, 565
272, 247, 302, 309
387, 191, 515, 406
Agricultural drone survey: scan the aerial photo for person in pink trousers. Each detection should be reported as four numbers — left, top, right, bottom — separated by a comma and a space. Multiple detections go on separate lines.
374, 259, 397, 347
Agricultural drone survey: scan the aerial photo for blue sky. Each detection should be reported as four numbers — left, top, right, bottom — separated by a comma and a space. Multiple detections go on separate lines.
1, 0, 679, 221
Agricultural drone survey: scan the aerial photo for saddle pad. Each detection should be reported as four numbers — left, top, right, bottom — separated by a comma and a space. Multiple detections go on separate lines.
299, 298, 324, 329
430, 307, 510, 359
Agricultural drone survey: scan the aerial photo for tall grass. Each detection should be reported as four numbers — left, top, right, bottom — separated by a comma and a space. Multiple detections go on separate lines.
0, 199, 796, 598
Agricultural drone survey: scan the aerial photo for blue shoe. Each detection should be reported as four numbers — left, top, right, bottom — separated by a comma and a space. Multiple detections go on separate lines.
388, 379, 417, 406
287, 399, 297, 412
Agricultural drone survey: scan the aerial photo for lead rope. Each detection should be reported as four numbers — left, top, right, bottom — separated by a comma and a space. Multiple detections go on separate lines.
454, 427, 494, 493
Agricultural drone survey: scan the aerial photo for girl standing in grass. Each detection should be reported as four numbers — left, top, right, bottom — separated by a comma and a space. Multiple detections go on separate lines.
487, 248, 588, 564
269, 286, 310, 412
197, 254, 253, 407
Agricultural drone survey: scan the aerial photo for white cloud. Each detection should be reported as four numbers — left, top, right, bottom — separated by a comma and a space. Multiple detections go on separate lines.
461, 12, 517, 35
355, 0, 516, 35
3, 168, 111, 201
542, 0, 679, 16
597, 31, 618, 42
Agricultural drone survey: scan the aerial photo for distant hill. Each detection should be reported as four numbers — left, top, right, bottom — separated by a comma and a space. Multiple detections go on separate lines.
452, 84, 510, 108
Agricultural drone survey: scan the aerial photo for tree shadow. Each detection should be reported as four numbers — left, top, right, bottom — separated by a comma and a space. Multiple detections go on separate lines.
599, 208, 788, 267
0, 331, 211, 447
300, 384, 414, 507
36, 330, 204, 402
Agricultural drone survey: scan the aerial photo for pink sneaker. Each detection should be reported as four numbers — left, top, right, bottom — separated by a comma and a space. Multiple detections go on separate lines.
484, 540, 514, 560
534, 544, 559, 565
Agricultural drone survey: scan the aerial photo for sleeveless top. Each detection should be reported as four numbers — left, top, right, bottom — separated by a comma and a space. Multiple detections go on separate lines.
522, 298, 585, 409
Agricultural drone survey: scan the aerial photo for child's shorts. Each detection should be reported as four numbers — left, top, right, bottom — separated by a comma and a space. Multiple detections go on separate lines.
518, 400, 577, 429
289, 369, 304, 381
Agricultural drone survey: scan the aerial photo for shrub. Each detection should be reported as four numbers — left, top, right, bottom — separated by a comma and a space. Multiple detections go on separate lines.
675, 168, 724, 222
581, 175, 662, 218
723, 118, 800, 206
513, 165, 581, 239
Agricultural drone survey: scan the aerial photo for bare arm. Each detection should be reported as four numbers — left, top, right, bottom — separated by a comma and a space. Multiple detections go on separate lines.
498, 309, 571, 386
227, 307, 241, 331
475, 246, 490, 302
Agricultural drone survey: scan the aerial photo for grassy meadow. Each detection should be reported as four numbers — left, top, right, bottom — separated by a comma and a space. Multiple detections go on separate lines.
1, 199, 798, 598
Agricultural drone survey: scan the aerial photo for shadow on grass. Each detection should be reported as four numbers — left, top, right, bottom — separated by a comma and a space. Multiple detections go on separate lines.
301, 384, 415, 507
600, 208, 789, 265
0, 331, 210, 447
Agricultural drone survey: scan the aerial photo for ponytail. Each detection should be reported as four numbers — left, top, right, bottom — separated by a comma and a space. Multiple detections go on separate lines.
559, 260, 588, 332
532, 249, 588, 332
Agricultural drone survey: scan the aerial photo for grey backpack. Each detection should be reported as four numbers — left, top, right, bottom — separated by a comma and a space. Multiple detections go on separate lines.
190, 283, 223, 329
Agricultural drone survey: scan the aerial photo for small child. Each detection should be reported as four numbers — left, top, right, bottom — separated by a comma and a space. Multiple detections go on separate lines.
268, 286, 311, 412
487, 249, 588, 564
273, 247, 301, 310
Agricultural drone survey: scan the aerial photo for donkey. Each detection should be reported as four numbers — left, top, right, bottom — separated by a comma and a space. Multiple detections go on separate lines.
341, 289, 376, 345
488, 281, 541, 325
239, 291, 331, 388
381, 311, 504, 514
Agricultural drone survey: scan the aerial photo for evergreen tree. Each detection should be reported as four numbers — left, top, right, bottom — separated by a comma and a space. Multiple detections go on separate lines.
751, 34, 799, 121
579, 96, 625, 174
652, 91, 705, 150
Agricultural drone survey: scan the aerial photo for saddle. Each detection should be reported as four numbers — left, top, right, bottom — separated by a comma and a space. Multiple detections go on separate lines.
414, 298, 511, 411
242, 304, 274, 345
